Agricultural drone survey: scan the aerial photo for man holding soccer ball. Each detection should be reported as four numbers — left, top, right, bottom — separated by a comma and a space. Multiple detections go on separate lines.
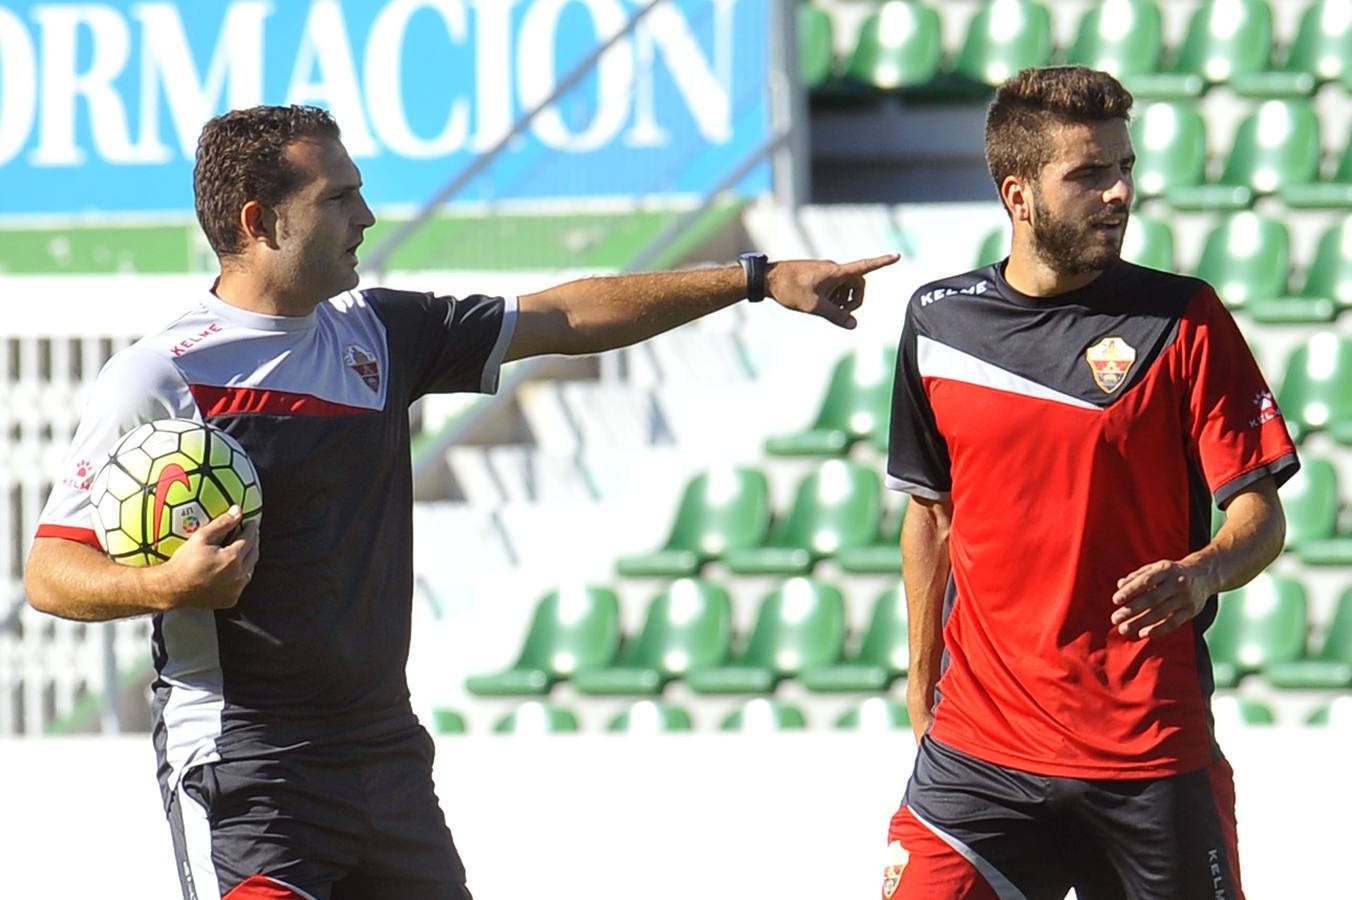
24, 104, 896, 900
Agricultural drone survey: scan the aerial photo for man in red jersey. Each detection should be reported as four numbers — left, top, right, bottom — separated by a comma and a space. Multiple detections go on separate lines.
883, 66, 1296, 899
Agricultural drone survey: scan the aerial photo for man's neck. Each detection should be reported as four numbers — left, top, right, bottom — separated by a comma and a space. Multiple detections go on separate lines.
214, 268, 319, 318
1003, 252, 1104, 298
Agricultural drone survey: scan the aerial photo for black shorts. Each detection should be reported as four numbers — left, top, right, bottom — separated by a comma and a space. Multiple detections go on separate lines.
883, 738, 1243, 900
166, 726, 471, 900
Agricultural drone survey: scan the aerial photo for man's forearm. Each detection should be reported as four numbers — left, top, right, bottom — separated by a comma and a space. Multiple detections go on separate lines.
1183, 480, 1286, 596
514, 267, 746, 358
902, 497, 952, 726
25, 538, 168, 622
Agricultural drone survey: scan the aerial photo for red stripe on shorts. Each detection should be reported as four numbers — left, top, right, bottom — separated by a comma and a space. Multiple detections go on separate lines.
1207, 757, 1246, 900
885, 804, 1000, 900
224, 874, 313, 900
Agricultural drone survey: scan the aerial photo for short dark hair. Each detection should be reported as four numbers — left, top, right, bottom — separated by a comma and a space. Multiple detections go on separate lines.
194, 105, 341, 259
985, 66, 1134, 194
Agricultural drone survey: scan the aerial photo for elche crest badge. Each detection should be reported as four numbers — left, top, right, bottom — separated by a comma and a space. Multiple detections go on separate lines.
882, 840, 908, 898
344, 343, 380, 393
1084, 336, 1136, 394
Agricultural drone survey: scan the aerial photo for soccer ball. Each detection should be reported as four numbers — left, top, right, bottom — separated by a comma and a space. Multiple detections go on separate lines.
88, 418, 263, 566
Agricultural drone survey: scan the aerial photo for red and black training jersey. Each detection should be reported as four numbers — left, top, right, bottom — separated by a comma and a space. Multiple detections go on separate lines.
888, 261, 1298, 779
37, 288, 516, 800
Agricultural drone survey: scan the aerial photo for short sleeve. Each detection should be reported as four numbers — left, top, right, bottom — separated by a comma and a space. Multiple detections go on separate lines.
886, 306, 952, 499
1181, 288, 1299, 507
368, 290, 518, 399
36, 346, 196, 546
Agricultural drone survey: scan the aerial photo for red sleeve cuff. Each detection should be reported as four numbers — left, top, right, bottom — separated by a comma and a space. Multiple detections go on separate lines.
35, 524, 102, 549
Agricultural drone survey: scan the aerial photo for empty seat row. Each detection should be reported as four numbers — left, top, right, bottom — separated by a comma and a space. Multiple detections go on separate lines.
437, 697, 913, 734
1210, 576, 1352, 689
803, 0, 1352, 99
434, 694, 1352, 734
981, 214, 1352, 324
616, 461, 905, 578
462, 574, 1352, 702
1130, 99, 1346, 211
465, 577, 909, 698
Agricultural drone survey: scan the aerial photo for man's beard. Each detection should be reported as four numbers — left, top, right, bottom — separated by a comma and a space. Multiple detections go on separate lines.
1029, 185, 1128, 276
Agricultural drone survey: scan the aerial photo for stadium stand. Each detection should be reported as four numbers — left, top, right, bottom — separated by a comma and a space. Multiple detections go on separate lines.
763, 345, 896, 457
465, 585, 621, 697
799, 584, 909, 693
492, 700, 581, 735
834, 695, 913, 731
686, 577, 847, 695
572, 579, 733, 696
6, 0, 1350, 750
614, 467, 772, 578
1207, 573, 1309, 688
719, 697, 809, 732
606, 699, 696, 733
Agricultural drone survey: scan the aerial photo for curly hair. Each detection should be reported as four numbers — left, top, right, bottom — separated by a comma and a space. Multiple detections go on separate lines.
985, 66, 1134, 195
194, 105, 341, 259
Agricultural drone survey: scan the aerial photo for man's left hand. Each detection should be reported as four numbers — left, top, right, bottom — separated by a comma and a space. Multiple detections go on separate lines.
1110, 559, 1215, 639
766, 254, 901, 329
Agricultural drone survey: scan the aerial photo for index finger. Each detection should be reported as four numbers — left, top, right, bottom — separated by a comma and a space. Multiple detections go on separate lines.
835, 253, 901, 276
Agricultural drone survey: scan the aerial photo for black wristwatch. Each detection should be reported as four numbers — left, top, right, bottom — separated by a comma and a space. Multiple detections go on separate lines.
739, 252, 769, 303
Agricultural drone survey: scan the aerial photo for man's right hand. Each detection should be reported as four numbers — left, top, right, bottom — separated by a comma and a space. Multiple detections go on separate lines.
158, 506, 260, 610
906, 685, 935, 746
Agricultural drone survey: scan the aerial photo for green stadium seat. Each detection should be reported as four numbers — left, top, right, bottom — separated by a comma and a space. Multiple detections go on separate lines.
719, 698, 808, 732
799, 3, 836, 91
1120, 215, 1175, 271
1233, 0, 1350, 96
1266, 586, 1352, 689
615, 465, 770, 577
975, 226, 1008, 268
801, 585, 909, 691
1129, 0, 1273, 99
1128, 102, 1207, 199
1282, 139, 1352, 209
837, 499, 906, 574
686, 577, 846, 694
1297, 462, 1352, 566
842, 1, 943, 91
465, 585, 620, 696
1277, 456, 1340, 553
1206, 573, 1308, 688
951, 0, 1054, 89
835, 696, 912, 731
1066, 0, 1164, 80
725, 460, 882, 575
1275, 331, 1352, 443
1305, 694, 1352, 725
1293, 216, 1352, 313
572, 579, 732, 695
606, 700, 694, 734
1210, 695, 1276, 726
1168, 100, 1321, 211
492, 701, 580, 734
1193, 213, 1290, 310
431, 708, 468, 735
765, 346, 896, 457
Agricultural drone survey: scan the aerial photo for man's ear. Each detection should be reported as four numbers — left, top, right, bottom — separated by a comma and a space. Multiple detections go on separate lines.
1001, 176, 1033, 224
240, 200, 280, 250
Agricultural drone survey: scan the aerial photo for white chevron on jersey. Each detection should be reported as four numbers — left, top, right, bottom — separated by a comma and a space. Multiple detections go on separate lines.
917, 335, 1099, 411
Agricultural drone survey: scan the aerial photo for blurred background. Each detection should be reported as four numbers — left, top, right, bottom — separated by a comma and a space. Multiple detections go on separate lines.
1, 0, 1349, 896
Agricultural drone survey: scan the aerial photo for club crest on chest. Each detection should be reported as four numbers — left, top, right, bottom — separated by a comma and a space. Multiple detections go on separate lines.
1084, 336, 1136, 394
344, 343, 380, 393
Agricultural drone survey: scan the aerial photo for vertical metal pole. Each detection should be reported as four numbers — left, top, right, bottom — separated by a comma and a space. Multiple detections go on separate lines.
101, 622, 121, 734
770, 0, 810, 209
